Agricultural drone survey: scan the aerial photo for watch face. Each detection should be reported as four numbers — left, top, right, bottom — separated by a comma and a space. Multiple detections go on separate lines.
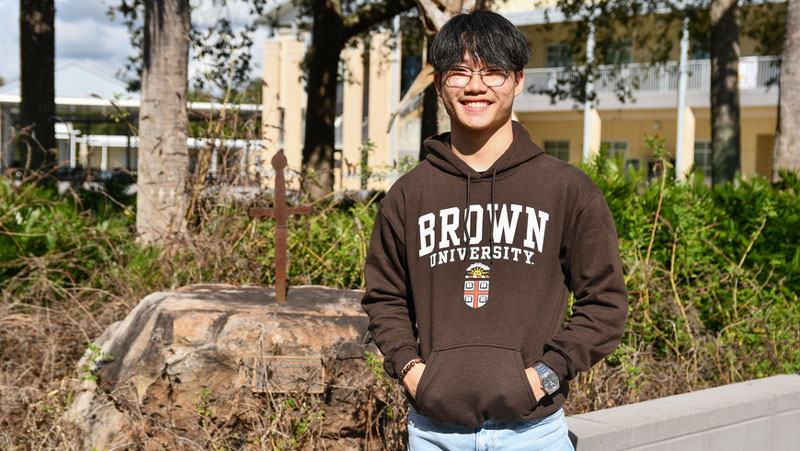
542, 373, 559, 393
535, 363, 560, 394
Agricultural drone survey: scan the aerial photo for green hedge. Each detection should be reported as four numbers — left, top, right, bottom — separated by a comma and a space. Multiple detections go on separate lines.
585, 137, 799, 381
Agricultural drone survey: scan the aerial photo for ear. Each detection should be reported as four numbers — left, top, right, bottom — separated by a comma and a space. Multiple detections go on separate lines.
434, 73, 443, 96
513, 70, 525, 97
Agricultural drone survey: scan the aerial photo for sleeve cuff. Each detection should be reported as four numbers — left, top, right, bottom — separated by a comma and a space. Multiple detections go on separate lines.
386, 345, 421, 379
540, 349, 571, 381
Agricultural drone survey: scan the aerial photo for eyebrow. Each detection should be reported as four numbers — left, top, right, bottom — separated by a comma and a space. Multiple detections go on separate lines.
448, 65, 505, 70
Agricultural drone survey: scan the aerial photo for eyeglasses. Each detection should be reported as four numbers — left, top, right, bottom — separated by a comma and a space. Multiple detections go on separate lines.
443, 66, 510, 88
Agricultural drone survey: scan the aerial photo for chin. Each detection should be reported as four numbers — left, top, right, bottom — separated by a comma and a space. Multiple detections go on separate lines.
456, 117, 507, 133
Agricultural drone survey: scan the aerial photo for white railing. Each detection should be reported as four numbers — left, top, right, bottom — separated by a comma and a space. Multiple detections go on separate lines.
523, 56, 780, 97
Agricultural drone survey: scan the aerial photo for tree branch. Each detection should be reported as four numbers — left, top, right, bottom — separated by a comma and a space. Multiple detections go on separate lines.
342, 0, 416, 39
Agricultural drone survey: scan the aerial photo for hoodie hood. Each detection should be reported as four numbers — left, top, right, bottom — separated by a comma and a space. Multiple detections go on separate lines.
423, 121, 544, 181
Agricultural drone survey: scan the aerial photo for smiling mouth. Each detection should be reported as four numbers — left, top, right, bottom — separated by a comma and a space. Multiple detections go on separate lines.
461, 101, 491, 108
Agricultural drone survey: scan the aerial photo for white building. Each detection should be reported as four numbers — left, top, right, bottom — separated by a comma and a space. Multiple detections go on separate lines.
0, 61, 262, 181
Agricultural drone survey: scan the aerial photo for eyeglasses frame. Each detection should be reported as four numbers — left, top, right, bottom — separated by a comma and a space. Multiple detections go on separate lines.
442, 65, 513, 88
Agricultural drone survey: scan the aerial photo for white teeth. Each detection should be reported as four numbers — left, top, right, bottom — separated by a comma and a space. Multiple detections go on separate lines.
465, 101, 489, 107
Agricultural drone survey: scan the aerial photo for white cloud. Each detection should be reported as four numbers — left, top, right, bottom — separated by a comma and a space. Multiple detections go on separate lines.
57, 17, 133, 76
0, 0, 267, 88
0, 0, 21, 83
191, 0, 255, 28
56, 0, 115, 24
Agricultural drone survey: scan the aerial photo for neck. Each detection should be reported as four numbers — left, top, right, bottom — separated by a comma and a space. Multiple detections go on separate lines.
450, 120, 515, 172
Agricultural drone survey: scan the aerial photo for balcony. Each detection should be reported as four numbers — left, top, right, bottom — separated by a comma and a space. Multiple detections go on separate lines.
517, 56, 780, 112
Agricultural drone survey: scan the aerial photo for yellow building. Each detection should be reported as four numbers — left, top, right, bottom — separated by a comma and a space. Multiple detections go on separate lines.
500, 1, 778, 181
260, 2, 405, 191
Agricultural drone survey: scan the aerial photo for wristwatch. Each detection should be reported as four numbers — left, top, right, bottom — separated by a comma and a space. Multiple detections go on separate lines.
533, 361, 560, 395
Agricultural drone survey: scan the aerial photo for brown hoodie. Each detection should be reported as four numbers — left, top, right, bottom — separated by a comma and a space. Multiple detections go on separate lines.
361, 122, 628, 427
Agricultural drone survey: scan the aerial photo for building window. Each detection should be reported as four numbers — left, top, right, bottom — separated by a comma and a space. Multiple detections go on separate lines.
603, 40, 632, 65
602, 140, 628, 160
544, 140, 570, 162
691, 46, 710, 60
58, 140, 70, 164
625, 159, 641, 170
546, 44, 572, 68
694, 140, 712, 174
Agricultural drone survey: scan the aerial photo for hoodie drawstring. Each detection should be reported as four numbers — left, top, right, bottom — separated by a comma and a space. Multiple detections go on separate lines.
463, 173, 471, 245
463, 170, 498, 265
490, 168, 497, 265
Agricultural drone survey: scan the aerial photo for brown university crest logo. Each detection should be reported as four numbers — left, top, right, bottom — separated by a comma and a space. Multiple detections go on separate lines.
464, 263, 490, 309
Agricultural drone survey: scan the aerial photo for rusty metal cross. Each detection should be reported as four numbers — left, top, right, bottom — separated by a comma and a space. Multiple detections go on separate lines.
250, 151, 311, 303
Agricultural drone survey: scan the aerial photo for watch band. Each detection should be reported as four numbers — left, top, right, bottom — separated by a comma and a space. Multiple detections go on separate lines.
533, 361, 560, 395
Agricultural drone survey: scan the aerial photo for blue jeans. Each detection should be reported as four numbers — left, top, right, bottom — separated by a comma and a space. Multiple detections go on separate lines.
407, 407, 575, 451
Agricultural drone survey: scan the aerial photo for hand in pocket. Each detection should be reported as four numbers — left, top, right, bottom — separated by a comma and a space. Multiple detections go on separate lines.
403, 363, 427, 399
524, 367, 547, 402
412, 345, 537, 426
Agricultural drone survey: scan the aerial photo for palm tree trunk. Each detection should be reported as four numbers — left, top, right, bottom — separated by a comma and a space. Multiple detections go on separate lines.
710, 0, 742, 185
773, 0, 800, 180
19, 0, 56, 173
136, 0, 190, 243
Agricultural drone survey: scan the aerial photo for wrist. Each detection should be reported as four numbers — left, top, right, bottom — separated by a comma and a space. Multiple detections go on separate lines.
400, 358, 424, 381
533, 361, 560, 395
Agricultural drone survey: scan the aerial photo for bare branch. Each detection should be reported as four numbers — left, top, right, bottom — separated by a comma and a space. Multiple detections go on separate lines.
342, 0, 416, 38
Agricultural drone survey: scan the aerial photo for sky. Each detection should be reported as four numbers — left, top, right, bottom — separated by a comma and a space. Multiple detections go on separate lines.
0, 0, 269, 88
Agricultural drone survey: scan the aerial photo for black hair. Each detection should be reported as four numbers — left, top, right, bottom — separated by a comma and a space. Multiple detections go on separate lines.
429, 10, 530, 73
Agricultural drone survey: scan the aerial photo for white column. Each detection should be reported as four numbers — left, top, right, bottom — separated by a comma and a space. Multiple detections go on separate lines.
240, 145, 248, 181
582, 18, 596, 161
0, 104, 4, 173
0, 104, 12, 172
101, 144, 108, 171
341, 40, 365, 190
675, 16, 690, 180
69, 126, 77, 168
389, 15, 401, 180
366, 33, 395, 190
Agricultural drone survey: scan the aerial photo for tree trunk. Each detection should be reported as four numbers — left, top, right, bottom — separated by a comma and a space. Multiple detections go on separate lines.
136, 0, 190, 243
19, 0, 55, 172
302, 0, 345, 201
419, 83, 439, 161
419, 35, 438, 161
773, 0, 800, 180
710, 0, 742, 185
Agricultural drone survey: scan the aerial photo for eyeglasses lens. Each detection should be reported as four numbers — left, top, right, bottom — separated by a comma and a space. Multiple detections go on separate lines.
445, 67, 508, 88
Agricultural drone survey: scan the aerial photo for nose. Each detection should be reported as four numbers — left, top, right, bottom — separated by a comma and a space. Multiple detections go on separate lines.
463, 71, 488, 94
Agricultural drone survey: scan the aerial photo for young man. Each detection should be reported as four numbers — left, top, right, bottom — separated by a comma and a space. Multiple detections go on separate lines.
362, 10, 628, 450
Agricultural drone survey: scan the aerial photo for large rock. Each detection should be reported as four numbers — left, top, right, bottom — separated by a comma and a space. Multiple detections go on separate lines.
66, 285, 392, 450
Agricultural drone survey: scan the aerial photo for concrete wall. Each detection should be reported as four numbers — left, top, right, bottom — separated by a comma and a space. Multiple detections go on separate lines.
567, 374, 800, 451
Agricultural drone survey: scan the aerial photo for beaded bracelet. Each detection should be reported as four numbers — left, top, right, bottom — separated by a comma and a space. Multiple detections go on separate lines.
400, 358, 424, 380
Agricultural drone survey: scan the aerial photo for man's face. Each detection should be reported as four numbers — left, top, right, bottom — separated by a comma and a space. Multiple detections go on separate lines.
435, 52, 524, 134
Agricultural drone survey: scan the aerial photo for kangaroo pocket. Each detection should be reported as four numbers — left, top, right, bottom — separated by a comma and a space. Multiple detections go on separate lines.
414, 344, 537, 427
